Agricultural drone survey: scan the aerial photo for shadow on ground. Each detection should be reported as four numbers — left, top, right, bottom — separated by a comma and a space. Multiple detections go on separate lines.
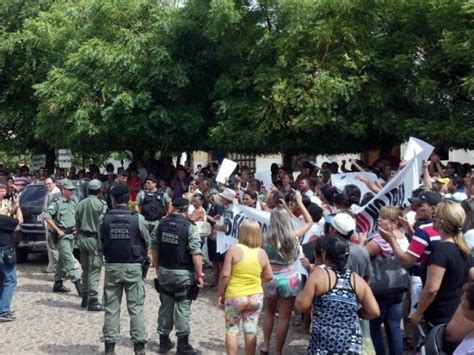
35, 298, 82, 309
16, 284, 53, 293
39, 343, 100, 354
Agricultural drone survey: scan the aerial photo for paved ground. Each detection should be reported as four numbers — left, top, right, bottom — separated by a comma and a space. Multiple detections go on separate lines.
3, 254, 308, 354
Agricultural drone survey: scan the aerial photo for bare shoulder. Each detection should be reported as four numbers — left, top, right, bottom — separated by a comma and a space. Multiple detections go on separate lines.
257, 247, 269, 264
351, 271, 369, 298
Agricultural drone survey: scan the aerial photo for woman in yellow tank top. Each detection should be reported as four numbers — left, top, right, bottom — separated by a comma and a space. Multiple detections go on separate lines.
218, 220, 273, 355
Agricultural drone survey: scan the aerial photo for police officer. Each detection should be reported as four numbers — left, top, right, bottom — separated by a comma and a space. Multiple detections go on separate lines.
75, 179, 107, 311
135, 176, 171, 233
152, 197, 204, 355
43, 179, 82, 294
100, 184, 150, 355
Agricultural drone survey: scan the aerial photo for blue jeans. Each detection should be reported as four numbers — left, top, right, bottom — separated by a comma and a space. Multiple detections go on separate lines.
0, 252, 17, 315
370, 293, 404, 355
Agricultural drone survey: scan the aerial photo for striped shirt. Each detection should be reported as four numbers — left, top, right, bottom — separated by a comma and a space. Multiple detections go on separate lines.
406, 220, 441, 274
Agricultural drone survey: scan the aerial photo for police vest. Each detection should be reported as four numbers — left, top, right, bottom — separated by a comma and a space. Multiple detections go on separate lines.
157, 214, 194, 271
103, 208, 145, 264
141, 190, 165, 221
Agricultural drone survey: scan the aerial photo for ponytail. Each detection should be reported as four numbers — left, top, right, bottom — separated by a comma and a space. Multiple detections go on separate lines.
454, 232, 471, 257
335, 251, 350, 272
435, 200, 471, 257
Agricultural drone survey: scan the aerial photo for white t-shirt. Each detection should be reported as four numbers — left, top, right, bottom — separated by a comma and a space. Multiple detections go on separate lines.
302, 220, 324, 245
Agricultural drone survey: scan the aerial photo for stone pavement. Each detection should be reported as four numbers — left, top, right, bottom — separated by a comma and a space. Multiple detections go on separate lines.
2, 255, 308, 354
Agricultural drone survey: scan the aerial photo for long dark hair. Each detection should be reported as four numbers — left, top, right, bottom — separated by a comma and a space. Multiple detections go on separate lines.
314, 236, 349, 272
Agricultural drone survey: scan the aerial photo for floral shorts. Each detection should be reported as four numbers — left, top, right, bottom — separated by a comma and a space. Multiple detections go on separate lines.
224, 293, 264, 335
263, 265, 302, 298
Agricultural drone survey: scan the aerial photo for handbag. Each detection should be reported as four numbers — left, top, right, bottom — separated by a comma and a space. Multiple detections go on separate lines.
2, 247, 17, 265
370, 255, 410, 296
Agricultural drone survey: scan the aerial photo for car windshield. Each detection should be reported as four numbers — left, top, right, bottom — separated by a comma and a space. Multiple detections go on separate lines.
20, 185, 46, 209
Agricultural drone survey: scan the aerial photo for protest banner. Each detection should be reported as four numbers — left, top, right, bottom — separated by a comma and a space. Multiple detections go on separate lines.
215, 158, 238, 184
215, 204, 308, 277
216, 205, 269, 253
403, 137, 434, 163
353, 158, 418, 234
354, 137, 433, 235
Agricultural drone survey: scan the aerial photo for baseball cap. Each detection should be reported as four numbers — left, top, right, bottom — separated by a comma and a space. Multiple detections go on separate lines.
408, 190, 442, 206
219, 188, 236, 202
110, 184, 129, 198
331, 213, 356, 237
87, 179, 102, 191
59, 179, 75, 190
172, 197, 189, 208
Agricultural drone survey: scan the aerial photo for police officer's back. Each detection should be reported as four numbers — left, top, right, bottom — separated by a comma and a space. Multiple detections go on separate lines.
151, 197, 204, 355
75, 179, 107, 311
100, 184, 150, 355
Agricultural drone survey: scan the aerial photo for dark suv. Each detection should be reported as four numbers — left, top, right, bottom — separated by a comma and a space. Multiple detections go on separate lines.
17, 180, 87, 262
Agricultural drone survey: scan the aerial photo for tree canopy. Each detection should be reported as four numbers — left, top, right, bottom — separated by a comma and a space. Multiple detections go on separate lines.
0, 0, 472, 159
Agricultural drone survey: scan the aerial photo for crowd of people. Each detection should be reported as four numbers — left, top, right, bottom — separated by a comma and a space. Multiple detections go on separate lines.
0, 152, 474, 354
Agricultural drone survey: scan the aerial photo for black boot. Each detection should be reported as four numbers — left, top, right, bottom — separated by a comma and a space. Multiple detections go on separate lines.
104, 342, 115, 355
87, 298, 104, 312
74, 280, 82, 296
53, 281, 70, 293
133, 342, 146, 355
80, 296, 88, 308
158, 335, 175, 353
176, 335, 198, 355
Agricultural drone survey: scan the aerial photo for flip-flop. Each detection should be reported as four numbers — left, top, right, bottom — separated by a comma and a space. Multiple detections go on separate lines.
259, 348, 269, 355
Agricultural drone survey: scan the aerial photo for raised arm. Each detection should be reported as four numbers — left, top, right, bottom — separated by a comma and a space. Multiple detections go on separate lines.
292, 191, 313, 238
378, 227, 417, 268
422, 160, 433, 190
351, 160, 366, 172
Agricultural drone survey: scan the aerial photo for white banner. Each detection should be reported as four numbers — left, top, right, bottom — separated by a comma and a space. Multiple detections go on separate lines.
353, 158, 419, 235
331, 171, 378, 197
403, 137, 434, 163
215, 205, 308, 251
215, 204, 308, 277
215, 158, 238, 184
354, 137, 434, 235
216, 205, 269, 253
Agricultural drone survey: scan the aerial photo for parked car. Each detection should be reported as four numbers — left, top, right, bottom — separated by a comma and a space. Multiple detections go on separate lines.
16, 180, 88, 262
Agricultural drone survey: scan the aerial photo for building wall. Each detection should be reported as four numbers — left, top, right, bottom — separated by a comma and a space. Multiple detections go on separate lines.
255, 154, 282, 173
449, 149, 474, 164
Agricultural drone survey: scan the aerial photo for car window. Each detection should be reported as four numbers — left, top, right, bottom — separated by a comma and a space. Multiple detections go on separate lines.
20, 185, 46, 209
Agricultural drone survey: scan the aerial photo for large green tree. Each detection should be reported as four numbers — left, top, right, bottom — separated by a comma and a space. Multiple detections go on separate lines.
1, 0, 472, 159
32, 0, 215, 157
0, 0, 57, 157
205, 0, 473, 153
